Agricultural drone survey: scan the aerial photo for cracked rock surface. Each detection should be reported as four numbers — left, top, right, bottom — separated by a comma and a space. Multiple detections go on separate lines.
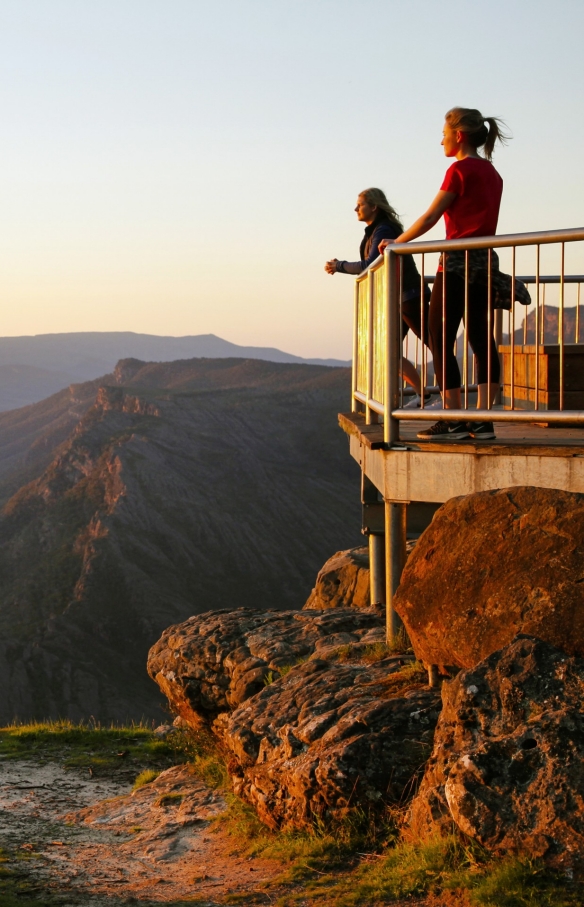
149, 607, 443, 830
409, 635, 584, 871
147, 607, 385, 723
223, 656, 441, 830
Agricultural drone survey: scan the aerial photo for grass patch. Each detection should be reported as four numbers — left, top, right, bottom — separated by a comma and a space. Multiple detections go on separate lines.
264, 834, 583, 906
171, 725, 230, 791
133, 768, 160, 790
0, 719, 180, 776
156, 791, 184, 807
264, 658, 309, 685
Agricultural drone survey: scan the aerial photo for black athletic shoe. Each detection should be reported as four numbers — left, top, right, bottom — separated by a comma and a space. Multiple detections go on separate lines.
469, 421, 496, 439
416, 419, 470, 440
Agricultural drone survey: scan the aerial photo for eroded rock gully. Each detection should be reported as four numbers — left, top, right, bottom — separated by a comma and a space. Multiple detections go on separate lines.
409, 635, 584, 871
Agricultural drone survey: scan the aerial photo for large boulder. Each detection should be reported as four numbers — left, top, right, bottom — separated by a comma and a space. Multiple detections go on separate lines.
223, 655, 441, 830
303, 546, 371, 610
394, 486, 584, 671
147, 608, 384, 726
409, 636, 584, 872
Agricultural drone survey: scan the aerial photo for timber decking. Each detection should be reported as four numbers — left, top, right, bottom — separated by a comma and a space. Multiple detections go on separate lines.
339, 411, 584, 457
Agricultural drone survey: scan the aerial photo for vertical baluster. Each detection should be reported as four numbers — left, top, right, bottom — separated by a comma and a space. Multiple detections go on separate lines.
384, 249, 400, 446
421, 255, 426, 407
366, 271, 375, 424
560, 244, 565, 411
535, 246, 540, 411
487, 249, 492, 411
442, 259, 447, 401
463, 250, 469, 410
577, 283, 581, 344
511, 247, 516, 411
352, 280, 359, 412
399, 257, 404, 405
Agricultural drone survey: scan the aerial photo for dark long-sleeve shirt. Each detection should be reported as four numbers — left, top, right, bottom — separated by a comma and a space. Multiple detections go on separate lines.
335, 214, 425, 301
336, 218, 400, 274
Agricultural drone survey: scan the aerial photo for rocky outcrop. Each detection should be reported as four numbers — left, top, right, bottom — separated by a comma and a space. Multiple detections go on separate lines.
303, 547, 370, 610
394, 486, 584, 671
148, 607, 442, 831
223, 656, 441, 830
147, 608, 384, 726
409, 636, 584, 872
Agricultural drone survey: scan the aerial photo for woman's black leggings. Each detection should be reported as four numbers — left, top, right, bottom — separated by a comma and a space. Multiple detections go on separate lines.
429, 271, 500, 391
402, 293, 430, 343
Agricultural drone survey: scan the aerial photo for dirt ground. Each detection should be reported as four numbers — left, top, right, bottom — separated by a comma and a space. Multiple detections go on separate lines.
0, 758, 283, 905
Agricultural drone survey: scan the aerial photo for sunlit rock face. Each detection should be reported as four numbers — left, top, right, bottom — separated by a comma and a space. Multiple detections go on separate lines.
409, 635, 584, 873
393, 485, 584, 672
302, 546, 371, 611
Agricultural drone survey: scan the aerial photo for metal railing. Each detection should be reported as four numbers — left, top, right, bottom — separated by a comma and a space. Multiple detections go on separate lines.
351, 228, 584, 445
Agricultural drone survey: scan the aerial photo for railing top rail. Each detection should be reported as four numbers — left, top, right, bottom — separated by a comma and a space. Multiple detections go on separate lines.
386, 227, 584, 255
358, 227, 584, 276
416, 274, 584, 285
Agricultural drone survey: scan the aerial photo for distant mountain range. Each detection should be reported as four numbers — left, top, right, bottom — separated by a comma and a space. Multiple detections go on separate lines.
0, 332, 350, 411
0, 356, 360, 723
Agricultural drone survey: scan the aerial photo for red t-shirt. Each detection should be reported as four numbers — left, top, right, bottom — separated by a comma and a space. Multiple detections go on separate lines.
440, 157, 503, 239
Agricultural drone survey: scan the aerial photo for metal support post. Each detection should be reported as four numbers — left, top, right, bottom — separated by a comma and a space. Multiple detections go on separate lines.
368, 533, 385, 608
385, 500, 407, 642
361, 473, 385, 608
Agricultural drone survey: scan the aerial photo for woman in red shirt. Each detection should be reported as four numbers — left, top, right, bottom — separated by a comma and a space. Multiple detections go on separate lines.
379, 107, 509, 440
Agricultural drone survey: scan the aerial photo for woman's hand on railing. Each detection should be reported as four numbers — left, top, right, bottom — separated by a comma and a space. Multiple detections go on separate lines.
324, 259, 339, 274
379, 234, 408, 254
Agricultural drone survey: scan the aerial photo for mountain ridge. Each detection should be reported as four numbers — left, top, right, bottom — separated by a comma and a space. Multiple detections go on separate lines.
0, 356, 360, 723
0, 332, 350, 411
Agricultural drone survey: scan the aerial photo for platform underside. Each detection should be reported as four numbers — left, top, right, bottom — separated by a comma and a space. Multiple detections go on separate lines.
339, 412, 584, 503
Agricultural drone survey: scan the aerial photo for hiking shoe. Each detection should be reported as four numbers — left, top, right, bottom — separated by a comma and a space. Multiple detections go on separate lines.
416, 419, 470, 440
403, 393, 433, 409
469, 421, 496, 439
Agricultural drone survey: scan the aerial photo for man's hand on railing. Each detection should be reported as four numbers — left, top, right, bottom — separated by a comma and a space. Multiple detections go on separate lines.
324, 259, 339, 274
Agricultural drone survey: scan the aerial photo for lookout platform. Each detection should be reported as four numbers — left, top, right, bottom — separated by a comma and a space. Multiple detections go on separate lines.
343, 227, 584, 656
339, 411, 584, 503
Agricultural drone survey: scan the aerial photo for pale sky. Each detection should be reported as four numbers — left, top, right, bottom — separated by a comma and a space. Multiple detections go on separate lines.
1, 0, 583, 359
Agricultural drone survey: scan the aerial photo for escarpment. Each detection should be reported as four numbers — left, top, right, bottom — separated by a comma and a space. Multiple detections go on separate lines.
0, 357, 359, 723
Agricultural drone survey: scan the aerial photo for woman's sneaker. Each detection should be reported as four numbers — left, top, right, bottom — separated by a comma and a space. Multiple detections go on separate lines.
416, 420, 470, 440
403, 393, 433, 409
469, 421, 496, 439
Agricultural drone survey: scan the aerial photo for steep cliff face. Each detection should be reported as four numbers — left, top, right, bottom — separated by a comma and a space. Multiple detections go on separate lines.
0, 358, 360, 723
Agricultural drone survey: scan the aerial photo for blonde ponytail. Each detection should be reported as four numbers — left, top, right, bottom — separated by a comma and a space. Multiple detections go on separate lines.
445, 107, 510, 161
